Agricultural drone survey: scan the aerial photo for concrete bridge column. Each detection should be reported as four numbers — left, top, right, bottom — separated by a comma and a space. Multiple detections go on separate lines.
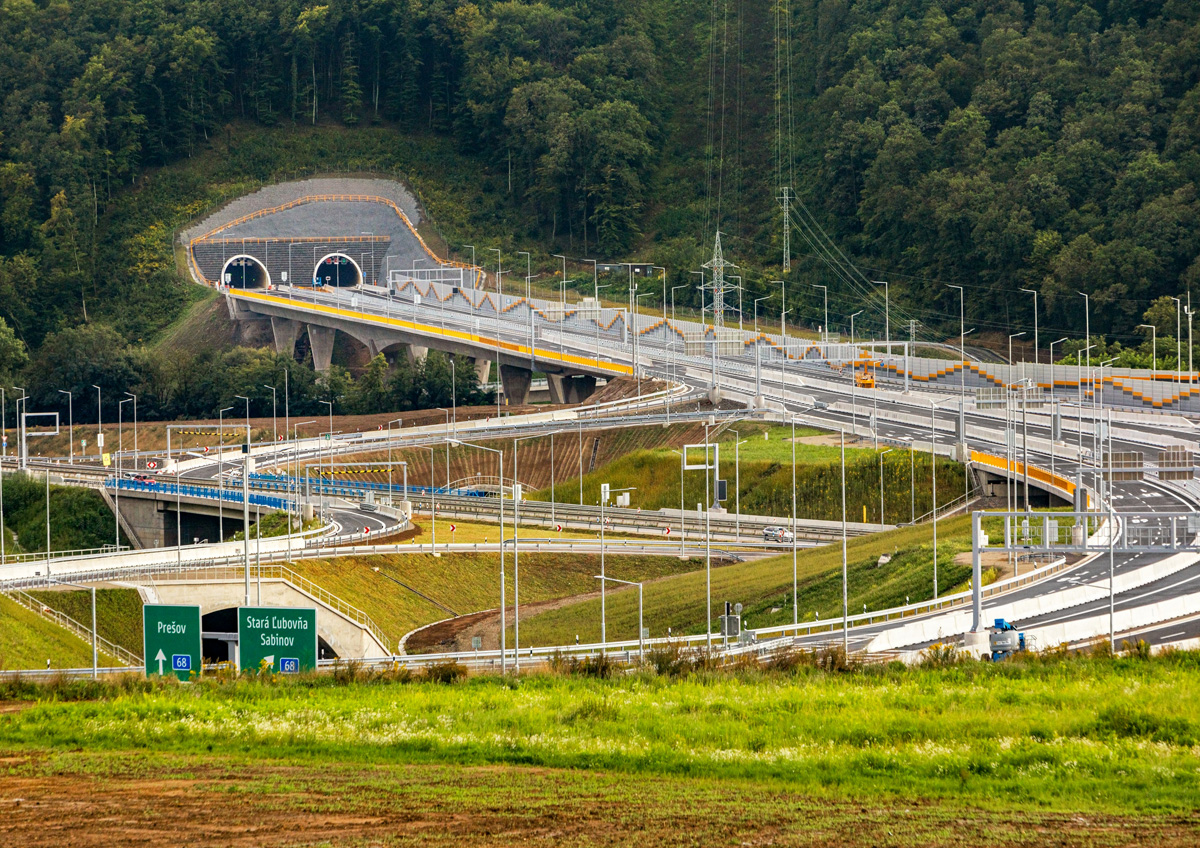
473, 357, 491, 384
407, 344, 428, 365
499, 364, 532, 406
307, 325, 336, 373
271, 317, 301, 357
546, 374, 597, 404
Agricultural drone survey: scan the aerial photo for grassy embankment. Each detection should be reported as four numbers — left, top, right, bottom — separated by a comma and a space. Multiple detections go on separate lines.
284, 550, 700, 651
529, 424, 966, 524
1, 654, 1199, 844
0, 594, 106, 671
515, 517, 972, 646
22, 589, 145, 659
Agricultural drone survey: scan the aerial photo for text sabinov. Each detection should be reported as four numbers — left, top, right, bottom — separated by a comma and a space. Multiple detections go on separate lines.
244, 615, 310, 630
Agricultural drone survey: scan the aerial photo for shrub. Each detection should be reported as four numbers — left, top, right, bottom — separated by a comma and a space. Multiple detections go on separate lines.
423, 660, 467, 684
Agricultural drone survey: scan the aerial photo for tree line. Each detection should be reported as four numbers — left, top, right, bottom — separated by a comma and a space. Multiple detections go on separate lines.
1, 0, 1198, 363
1, 321, 489, 425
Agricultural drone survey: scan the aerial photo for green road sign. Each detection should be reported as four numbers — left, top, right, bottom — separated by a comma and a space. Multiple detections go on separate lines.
238, 606, 317, 674
143, 604, 202, 680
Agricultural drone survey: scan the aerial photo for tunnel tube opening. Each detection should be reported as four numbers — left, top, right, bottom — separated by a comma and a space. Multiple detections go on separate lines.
221, 255, 269, 289
313, 253, 364, 288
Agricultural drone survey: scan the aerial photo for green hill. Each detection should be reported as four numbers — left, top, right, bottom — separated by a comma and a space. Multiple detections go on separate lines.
2, 0, 1198, 405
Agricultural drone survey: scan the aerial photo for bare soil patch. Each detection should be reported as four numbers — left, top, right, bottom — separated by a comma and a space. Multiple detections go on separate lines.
0, 751, 1195, 847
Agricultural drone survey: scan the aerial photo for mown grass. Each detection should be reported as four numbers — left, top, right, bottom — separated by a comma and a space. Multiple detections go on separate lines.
284, 551, 701, 648
516, 518, 973, 646
24, 589, 145, 658
529, 437, 965, 524
2, 652, 1199, 816
0, 594, 104, 670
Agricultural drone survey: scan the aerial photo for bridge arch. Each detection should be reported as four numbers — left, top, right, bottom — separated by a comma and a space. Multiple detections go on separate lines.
313, 253, 364, 288
222, 254, 269, 289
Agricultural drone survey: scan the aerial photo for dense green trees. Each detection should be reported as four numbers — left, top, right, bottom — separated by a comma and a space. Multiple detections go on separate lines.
15, 330, 488, 424
1, 0, 1198, 363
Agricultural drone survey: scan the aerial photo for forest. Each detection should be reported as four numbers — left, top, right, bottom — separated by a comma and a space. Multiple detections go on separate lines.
1, 0, 1199, 419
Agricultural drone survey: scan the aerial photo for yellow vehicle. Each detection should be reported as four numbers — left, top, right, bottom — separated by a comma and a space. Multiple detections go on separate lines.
854, 367, 875, 389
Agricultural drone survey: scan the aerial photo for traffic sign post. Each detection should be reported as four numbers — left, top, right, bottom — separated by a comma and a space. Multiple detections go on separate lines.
238, 606, 317, 673
143, 604, 201, 680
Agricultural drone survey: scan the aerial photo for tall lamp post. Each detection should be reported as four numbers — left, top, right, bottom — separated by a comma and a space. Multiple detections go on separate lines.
595, 575, 644, 660
753, 295, 769, 333
811, 284, 828, 336
872, 280, 889, 353
123, 392, 138, 471
218, 405, 233, 538
262, 384, 277, 473
57, 390, 73, 464
597, 482, 637, 651
1138, 324, 1157, 372
449, 439, 507, 673
878, 448, 892, 524
1021, 287, 1039, 365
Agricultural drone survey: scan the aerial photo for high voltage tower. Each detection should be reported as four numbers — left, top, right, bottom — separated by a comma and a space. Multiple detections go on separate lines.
702, 231, 737, 328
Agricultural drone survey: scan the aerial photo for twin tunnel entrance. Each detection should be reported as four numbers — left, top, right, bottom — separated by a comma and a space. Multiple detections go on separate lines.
221, 253, 363, 289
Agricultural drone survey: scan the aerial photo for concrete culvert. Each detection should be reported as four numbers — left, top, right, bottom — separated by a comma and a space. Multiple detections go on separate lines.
313, 253, 363, 287
222, 255, 269, 289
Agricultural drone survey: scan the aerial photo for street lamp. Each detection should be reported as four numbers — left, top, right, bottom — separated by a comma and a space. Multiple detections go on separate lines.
753, 295, 769, 333
671, 283, 688, 323
598, 482, 637, 651
92, 385, 102, 463
872, 280, 889, 351
1138, 324, 1157, 371
879, 448, 892, 524
929, 397, 957, 598
57, 390, 73, 464
773, 280, 786, 337
811, 284, 828, 336
47, 576, 98, 678
595, 575, 644, 660
117, 397, 132, 547
1021, 288, 1039, 364
449, 439, 508, 673
218, 405, 233, 537
1008, 332, 1026, 378
123, 392, 138, 471
262, 385, 278, 473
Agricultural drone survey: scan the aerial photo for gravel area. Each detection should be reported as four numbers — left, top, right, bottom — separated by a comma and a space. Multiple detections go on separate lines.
182, 178, 435, 272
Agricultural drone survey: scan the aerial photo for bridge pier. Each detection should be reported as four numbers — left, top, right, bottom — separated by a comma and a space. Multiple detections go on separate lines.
473, 357, 491, 384
499, 364, 532, 405
546, 374, 597, 404
307, 324, 336, 373
407, 344, 428, 365
271, 317, 301, 357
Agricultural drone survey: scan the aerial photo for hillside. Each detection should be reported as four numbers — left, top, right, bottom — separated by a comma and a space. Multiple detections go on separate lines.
0, 0, 1196, 387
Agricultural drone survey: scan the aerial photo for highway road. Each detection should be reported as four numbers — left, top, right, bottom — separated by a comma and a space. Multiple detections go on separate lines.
5, 275, 1200, 660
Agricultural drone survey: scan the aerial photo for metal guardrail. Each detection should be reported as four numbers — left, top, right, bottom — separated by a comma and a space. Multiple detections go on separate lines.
151, 564, 390, 654
0, 544, 130, 565
2, 588, 141, 667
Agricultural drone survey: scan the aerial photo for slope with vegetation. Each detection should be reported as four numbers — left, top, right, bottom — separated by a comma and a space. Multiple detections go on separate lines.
0, 0, 1196, 425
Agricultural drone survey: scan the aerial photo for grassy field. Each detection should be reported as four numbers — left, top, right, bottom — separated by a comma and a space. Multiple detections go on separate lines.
0, 594, 105, 671
528, 428, 966, 524
285, 550, 701, 650
1, 655, 1199, 845
515, 518, 973, 646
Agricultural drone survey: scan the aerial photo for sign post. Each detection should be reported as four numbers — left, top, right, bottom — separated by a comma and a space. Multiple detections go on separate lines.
143, 604, 201, 680
238, 606, 317, 673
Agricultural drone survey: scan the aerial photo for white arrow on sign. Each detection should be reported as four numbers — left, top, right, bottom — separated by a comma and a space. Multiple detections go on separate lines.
263, 655, 275, 667
154, 649, 166, 675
